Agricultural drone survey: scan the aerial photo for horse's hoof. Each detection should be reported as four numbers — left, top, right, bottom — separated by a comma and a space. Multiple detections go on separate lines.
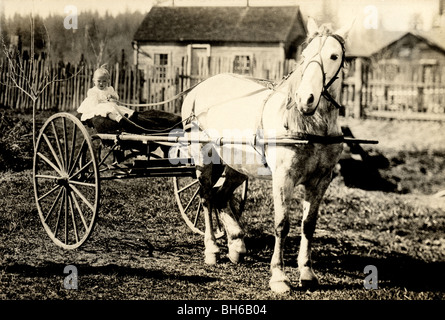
299, 267, 319, 289
270, 280, 291, 293
205, 252, 219, 265
227, 239, 246, 264
298, 279, 319, 289
227, 251, 244, 264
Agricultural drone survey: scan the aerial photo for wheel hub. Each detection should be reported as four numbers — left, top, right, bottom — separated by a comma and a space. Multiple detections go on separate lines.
56, 173, 69, 186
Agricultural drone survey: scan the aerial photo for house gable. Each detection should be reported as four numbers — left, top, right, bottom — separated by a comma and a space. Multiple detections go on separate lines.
370, 32, 445, 61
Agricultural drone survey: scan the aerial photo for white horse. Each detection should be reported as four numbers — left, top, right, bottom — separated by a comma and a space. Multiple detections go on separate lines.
181, 18, 352, 293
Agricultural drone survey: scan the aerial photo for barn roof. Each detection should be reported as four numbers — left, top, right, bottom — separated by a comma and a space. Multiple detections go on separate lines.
133, 6, 306, 44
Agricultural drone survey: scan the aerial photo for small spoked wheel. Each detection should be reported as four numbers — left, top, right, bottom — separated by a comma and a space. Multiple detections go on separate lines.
33, 113, 100, 249
172, 174, 248, 239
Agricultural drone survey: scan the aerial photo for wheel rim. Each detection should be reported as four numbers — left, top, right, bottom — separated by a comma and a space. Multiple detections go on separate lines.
173, 174, 247, 239
33, 113, 100, 249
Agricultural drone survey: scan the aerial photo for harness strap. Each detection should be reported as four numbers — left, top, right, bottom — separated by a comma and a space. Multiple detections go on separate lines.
109, 82, 200, 108
299, 34, 346, 110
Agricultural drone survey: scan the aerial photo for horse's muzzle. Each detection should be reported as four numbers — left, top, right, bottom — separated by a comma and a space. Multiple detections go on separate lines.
297, 94, 318, 116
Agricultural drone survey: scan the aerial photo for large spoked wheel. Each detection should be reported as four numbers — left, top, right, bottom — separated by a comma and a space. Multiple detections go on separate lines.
33, 113, 100, 249
173, 174, 248, 239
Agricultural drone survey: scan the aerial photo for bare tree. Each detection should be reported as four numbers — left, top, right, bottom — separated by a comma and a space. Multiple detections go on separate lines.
1, 13, 81, 149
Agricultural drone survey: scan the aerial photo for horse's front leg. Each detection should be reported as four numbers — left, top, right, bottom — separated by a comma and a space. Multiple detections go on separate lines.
269, 168, 294, 293
298, 174, 332, 288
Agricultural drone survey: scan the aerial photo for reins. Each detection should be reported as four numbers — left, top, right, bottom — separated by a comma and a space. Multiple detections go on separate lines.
106, 75, 273, 134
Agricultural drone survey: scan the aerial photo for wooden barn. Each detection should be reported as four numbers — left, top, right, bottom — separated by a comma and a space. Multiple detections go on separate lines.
342, 29, 445, 119
132, 5, 306, 105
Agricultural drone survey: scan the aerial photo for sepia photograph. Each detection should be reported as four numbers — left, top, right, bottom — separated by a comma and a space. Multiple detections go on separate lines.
0, 0, 444, 314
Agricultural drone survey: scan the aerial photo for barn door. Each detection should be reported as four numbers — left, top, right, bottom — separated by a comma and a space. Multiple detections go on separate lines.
189, 44, 210, 85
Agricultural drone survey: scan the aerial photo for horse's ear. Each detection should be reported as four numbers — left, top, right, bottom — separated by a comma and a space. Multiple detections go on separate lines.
335, 18, 355, 40
307, 17, 319, 37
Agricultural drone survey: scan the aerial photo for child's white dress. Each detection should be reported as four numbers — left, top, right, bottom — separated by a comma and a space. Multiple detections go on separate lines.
77, 86, 134, 122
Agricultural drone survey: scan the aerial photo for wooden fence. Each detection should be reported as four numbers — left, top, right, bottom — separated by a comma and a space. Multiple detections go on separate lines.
4, 55, 444, 120
341, 58, 445, 119
0, 56, 297, 114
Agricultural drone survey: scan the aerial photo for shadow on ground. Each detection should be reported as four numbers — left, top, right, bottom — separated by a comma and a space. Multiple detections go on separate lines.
2, 262, 217, 284
245, 232, 445, 292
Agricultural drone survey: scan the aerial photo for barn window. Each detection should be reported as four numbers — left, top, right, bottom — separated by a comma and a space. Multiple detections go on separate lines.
233, 55, 252, 75
154, 53, 169, 78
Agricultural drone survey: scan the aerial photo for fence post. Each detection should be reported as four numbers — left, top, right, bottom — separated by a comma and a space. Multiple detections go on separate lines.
353, 58, 363, 118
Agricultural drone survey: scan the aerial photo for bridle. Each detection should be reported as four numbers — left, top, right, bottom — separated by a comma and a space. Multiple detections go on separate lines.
297, 34, 346, 111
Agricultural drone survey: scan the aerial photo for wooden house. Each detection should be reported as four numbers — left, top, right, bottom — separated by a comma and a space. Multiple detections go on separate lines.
132, 6, 306, 105
342, 29, 445, 119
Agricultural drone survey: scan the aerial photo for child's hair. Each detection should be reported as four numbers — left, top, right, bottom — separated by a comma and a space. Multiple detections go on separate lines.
93, 64, 110, 80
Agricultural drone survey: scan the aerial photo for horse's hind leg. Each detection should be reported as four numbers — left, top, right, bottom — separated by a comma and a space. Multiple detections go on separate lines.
214, 167, 248, 264
197, 163, 224, 265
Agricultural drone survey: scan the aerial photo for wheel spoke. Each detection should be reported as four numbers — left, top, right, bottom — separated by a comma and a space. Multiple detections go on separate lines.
63, 117, 68, 170
51, 121, 65, 170
53, 188, 64, 238
183, 185, 200, 213
177, 179, 199, 194
35, 174, 59, 180
70, 184, 95, 212
64, 187, 68, 244
68, 139, 86, 176
193, 200, 201, 227
70, 190, 89, 230
37, 184, 61, 202
44, 187, 64, 222
67, 123, 77, 172
68, 192, 79, 243
36, 152, 63, 176
69, 159, 93, 180
42, 133, 64, 171
68, 180, 96, 188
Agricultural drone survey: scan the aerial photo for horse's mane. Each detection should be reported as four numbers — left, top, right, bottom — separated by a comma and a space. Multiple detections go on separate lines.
303, 24, 346, 48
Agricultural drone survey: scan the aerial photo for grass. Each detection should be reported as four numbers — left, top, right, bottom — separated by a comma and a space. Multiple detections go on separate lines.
0, 111, 444, 302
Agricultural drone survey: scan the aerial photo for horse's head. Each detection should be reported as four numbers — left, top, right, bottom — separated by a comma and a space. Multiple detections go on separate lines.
293, 18, 352, 116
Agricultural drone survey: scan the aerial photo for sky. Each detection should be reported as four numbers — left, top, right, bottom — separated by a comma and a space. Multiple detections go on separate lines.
0, 0, 441, 31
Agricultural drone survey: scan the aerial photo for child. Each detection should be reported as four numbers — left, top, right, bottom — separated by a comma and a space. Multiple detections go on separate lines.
77, 65, 135, 123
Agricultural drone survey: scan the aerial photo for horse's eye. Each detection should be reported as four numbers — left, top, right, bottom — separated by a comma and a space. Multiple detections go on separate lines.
330, 54, 339, 61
